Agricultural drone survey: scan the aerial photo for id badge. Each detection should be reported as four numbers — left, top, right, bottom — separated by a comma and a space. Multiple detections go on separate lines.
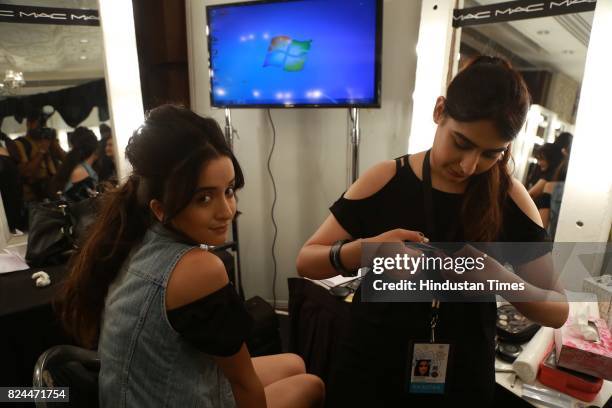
407, 341, 452, 394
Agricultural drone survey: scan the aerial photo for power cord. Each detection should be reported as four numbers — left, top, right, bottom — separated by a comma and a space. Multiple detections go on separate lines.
266, 109, 279, 308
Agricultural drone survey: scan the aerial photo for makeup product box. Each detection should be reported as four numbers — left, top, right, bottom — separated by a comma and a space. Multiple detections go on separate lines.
583, 275, 612, 326
554, 317, 612, 381
538, 344, 603, 402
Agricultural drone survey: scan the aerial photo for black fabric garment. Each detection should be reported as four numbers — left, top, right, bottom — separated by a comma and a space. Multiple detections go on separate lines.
326, 154, 549, 408
535, 192, 551, 209
94, 156, 117, 185
167, 283, 253, 357
64, 177, 97, 202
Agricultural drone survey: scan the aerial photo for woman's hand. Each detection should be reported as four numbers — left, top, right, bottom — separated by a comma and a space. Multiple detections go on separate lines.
362, 229, 430, 281
434, 244, 518, 300
443, 244, 509, 283
297, 217, 429, 280
364, 228, 428, 245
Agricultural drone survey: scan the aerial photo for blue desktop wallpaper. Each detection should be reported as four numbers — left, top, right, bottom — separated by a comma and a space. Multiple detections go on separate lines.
207, 0, 380, 107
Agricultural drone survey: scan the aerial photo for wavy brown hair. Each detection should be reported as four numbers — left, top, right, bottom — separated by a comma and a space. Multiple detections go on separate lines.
56, 105, 244, 348
444, 56, 530, 241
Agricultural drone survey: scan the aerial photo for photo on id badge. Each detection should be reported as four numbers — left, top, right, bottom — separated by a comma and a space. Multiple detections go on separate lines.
408, 342, 451, 394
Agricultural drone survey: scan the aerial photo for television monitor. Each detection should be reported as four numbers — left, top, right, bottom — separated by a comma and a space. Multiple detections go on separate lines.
206, 0, 382, 108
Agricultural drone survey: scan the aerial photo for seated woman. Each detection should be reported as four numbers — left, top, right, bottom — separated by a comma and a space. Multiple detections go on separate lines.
57, 105, 324, 408
51, 127, 99, 201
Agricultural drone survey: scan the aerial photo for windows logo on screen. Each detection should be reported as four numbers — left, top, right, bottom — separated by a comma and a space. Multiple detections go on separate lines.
263, 36, 312, 72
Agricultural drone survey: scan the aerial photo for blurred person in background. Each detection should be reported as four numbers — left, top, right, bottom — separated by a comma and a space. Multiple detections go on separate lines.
50, 127, 99, 202
13, 108, 66, 202
0, 131, 25, 231
538, 132, 572, 238
94, 123, 117, 186
528, 142, 563, 203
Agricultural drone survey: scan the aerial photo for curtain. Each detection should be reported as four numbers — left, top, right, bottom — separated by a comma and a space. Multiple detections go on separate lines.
0, 79, 109, 128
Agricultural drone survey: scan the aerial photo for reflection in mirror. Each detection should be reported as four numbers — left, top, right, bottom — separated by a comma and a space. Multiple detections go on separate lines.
0, 0, 115, 244
457, 1, 593, 242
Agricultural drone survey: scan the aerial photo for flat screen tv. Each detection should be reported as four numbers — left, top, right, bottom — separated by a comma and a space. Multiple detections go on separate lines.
206, 0, 382, 108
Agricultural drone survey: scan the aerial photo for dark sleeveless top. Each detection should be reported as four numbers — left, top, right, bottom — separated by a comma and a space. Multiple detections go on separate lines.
325, 155, 549, 408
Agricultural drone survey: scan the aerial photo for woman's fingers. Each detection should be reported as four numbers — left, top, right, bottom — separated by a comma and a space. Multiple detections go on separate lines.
395, 229, 428, 243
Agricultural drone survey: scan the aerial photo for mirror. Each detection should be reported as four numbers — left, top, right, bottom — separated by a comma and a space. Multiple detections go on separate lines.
0, 0, 115, 242
457, 0, 594, 242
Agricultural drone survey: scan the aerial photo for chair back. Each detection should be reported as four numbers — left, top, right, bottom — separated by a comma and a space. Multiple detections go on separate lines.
33, 345, 100, 408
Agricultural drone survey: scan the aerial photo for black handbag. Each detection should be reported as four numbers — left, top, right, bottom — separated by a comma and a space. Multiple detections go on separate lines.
25, 198, 99, 267
68, 197, 100, 247
245, 296, 282, 357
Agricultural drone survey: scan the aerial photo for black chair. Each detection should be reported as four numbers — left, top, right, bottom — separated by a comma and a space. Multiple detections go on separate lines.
32, 345, 100, 408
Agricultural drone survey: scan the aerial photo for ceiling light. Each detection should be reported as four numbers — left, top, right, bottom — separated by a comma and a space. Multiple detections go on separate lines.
0, 70, 26, 95
80, 39, 89, 44
536, 30, 550, 35
80, 55, 88, 60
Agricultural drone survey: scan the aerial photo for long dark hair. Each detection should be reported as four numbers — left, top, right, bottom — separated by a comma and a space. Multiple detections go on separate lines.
56, 105, 244, 348
94, 135, 116, 184
50, 127, 98, 196
535, 143, 563, 180
444, 56, 530, 241
552, 132, 572, 183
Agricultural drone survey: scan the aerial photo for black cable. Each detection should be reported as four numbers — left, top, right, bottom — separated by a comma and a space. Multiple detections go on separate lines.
266, 109, 279, 309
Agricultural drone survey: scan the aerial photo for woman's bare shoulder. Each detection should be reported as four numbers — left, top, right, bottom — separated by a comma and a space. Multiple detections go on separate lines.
344, 160, 398, 200
166, 249, 229, 310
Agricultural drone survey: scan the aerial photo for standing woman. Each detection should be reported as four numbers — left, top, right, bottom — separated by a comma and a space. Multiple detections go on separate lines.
58, 105, 324, 408
297, 56, 568, 407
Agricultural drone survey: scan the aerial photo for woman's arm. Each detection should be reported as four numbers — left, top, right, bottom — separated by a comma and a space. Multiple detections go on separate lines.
495, 254, 568, 328
510, 179, 569, 328
538, 182, 555, 229
512, 299, 568, 329
296, 161, 426, 280
213, 345, 266, 408
539, 208, 550, 229
528, 178, 547, 198
167, 249, 266, 408
70, 165, 90, 184
296, 215, 364, 280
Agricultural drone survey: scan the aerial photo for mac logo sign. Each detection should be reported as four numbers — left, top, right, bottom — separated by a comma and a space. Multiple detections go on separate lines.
453, 0, 597, 27
549, 0, 597, 8
494, 3, 546, 16
0, 5, 99, 26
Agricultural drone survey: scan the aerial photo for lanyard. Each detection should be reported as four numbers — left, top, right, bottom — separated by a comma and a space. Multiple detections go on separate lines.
421, 149, 460, 241
422, 150, 436, 241
422, 150, 462, 343
430, 299, 440, 343
422, 150, 439, 343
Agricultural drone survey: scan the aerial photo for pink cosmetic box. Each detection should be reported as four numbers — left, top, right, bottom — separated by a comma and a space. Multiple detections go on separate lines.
554, 317, 612, 381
